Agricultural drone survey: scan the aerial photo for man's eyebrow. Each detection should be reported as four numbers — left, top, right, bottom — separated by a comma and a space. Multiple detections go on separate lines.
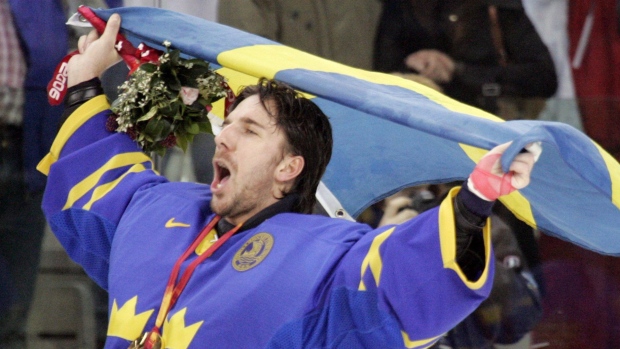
224, 115, 268, 129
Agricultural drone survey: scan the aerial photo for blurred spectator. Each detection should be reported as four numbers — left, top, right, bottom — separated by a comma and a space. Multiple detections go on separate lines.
0, 0, 67, 347
218, 0, 382, 71
433, 211, 542, 349
1, 1, 122, 347
521, 0, 584, 131
529, 3, 620, 347
123, 0, 217, 22
378, 184, 543, 349
568, 0, 620, 160
374, 0, 557, 119
0, 0, 28, 331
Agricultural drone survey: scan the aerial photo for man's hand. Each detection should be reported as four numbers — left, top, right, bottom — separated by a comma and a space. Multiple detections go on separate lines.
389, 72, 443, 92
468, 142, 542, 201
378, 195, 419, 227
67, 13, 122, 87
404, 49, 455, 83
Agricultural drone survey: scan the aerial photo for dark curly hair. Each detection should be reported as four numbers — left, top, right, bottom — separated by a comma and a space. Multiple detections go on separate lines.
231, 78, 333, 214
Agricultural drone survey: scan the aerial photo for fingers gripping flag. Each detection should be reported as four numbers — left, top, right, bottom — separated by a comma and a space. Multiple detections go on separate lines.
90, 7, 620, 255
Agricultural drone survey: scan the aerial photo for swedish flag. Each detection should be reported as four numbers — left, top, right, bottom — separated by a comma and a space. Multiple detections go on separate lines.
92, 7, 620, 256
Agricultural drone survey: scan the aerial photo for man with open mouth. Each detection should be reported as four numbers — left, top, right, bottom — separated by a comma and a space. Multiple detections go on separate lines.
39, 13, 540, 349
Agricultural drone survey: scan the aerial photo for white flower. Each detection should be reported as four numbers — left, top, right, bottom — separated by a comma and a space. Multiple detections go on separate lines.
180, 86, 200, 105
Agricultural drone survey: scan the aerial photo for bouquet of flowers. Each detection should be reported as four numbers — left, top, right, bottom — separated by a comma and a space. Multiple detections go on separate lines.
58, 6, 233, 156
108, 41, 227, 156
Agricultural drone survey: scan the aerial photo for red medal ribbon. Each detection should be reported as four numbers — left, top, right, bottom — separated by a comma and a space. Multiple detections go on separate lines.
143, 215, 242, 349
221, 80, 236, 117
47, 50, 79, 106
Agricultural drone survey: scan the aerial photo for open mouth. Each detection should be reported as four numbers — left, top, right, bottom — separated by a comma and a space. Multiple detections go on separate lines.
212, 161, 231, 191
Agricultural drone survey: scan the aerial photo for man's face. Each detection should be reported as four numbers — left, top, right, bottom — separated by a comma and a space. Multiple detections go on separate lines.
210, 95, 295, 225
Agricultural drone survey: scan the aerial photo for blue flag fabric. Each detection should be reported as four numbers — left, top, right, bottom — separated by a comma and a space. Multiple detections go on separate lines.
92, 7, 620, 256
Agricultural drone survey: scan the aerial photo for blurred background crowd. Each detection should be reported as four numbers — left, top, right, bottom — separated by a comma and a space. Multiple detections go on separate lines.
1, 0, 619, 348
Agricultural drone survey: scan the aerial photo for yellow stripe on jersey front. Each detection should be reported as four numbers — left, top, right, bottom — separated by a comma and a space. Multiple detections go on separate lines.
358, 227, 396, 291
62, 152, 152, 210
37, 95, 110, 175
438, 187, 491, 289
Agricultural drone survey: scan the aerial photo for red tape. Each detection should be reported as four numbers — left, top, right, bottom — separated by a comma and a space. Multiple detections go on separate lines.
470, 153, 515, 201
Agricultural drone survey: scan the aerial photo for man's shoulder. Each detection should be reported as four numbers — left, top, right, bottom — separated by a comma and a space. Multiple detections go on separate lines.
273, 211, 360, 224
136, 180, 213, 203
250, 213, 370, 255
267, 213, 371, 238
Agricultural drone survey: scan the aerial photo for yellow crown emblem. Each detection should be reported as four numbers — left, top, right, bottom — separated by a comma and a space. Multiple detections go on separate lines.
162, 308, 204, 349
107, 296, 155, 340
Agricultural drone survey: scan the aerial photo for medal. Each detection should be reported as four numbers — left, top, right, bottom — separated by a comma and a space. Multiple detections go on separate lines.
127, 331, 162, 349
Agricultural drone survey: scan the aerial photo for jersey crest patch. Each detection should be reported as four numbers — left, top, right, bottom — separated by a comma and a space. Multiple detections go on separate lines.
232, 232, 274, 271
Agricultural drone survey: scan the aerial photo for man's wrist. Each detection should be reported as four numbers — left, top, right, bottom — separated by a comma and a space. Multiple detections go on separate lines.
65, 78, 104, 108
457, 182, 494, 221
67, 64, 101, 89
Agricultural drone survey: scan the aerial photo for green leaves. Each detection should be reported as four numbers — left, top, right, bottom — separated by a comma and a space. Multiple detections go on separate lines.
143, 118, 171, 142
109, 44, 228, 155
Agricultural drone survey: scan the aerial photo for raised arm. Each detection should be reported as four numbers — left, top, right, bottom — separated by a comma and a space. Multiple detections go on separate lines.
38, 14, 169, 289
323, 142, 541, 348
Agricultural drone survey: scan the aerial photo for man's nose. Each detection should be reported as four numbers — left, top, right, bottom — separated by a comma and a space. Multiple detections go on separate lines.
214, 124, 233, 150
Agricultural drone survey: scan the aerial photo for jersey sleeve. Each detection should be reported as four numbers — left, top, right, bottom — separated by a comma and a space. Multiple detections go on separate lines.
37, 96, 167, 289
331, 187, 494, 348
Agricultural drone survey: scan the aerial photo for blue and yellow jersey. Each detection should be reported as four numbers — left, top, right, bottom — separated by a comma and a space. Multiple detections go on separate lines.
39, 96, 494, 349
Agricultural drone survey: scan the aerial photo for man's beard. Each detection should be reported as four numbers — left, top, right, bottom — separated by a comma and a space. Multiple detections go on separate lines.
211, 195, 249, 222
210, 156, 280, 223
210, 179, 272, 223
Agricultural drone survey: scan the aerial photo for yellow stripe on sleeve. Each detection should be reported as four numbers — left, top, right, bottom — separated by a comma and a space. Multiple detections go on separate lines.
438, 187, 492, 290
62, 152, 152, 210
82, 163, 148, 210
358, 227, 395, 291
401, 331, 442, 349
37, 95, 110, 175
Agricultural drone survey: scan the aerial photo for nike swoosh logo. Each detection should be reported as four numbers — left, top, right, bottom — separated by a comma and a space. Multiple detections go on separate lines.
165, 218, 191, 228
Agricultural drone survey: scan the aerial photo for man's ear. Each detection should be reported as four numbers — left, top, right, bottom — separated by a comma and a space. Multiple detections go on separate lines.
275, 155, 304, 183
